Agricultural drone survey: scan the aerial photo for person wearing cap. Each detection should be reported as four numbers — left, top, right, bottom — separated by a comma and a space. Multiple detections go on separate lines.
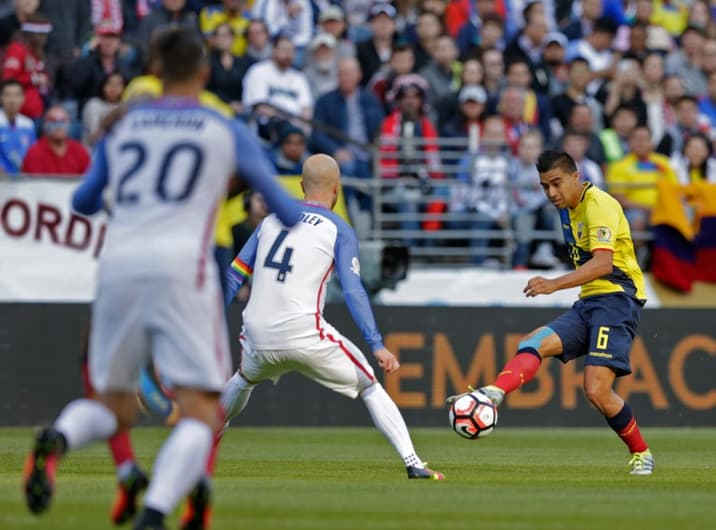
200, 0, 249, 56
1, 12, 50, 119
318, 5, 356, 61
303, 32, 339, 99
356, 2, 397, 85
21, 104, 90, 176
379, 73, 446, 237
64, 20, 140, 114
540, 32, 568, 96
267, 122, 309, 174
439, 84, 487, 139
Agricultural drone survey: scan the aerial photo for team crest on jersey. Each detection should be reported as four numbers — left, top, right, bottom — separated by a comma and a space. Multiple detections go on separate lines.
596, 227, 612, 242
577, 223, 584, 239
350, 257, 361, 276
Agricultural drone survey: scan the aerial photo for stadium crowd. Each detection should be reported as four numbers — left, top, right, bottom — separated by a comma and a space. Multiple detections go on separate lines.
1, 0, 716, 269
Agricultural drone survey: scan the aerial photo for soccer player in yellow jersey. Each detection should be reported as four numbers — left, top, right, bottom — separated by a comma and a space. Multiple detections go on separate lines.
448, 150, 654, 475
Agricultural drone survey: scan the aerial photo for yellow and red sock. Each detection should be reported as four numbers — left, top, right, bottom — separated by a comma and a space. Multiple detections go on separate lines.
494, 350, 542, 393
606, 402, 648, 453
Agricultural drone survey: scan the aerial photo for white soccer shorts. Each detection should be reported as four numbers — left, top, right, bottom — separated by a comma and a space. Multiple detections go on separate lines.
89, 277, 231, 393
238, 322, 376, 398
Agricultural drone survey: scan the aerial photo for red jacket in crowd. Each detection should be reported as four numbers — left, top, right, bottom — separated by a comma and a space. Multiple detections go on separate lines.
21, 137, 91, 176
2, 40, 49, 119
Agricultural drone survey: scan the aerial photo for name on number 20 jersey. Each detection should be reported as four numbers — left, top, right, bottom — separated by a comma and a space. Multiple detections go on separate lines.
228, 204, 384, 352
71, 98, 301, 285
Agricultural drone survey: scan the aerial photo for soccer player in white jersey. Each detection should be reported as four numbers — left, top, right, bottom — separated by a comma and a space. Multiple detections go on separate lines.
23, 27, 301, 530
221, 154, 444, 480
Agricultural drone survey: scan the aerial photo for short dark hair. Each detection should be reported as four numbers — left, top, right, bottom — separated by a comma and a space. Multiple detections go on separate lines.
536, 150, 578, 174
152, 26, 206, 83
0, 78, 23, 93
676, 95, 699, 107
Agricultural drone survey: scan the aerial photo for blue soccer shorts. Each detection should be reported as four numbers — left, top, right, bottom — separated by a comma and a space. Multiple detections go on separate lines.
545, 293, 643, 376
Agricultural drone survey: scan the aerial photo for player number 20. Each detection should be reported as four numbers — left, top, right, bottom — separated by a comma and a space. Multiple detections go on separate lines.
596, 326, 610, 350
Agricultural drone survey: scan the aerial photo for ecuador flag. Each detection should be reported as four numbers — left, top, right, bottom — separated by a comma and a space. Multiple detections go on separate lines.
691, 181, 716, 282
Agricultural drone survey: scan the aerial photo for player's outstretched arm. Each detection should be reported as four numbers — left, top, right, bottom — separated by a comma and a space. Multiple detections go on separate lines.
225, 225, 260, 308
524, 249, 613, 297
334, 224, 385, 353
232, 121, 301, 227
72, 139, 109, 215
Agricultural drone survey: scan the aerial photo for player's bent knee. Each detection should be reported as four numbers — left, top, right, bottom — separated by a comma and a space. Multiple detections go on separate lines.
97, 391, 137, 431
518, 327, 561, 358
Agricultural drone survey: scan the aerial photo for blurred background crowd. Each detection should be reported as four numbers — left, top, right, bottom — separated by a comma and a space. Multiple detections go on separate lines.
1, 0, 715, 270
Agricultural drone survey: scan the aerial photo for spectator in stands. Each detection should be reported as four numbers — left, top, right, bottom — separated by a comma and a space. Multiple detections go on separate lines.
412, 11, 442, 71
497, 59, 553, 143
439, 84, 487, 143
136, 0, 199, 53
242, 34, 313, 127
561, 128, 604, 187
497, 85, 532, 154
688, 0, 713, 34
0, 0, 39, 48
540, 32, 568, 97
242, 19, 272, 67
551, 57, 598, 132
0, 79, 35, 175
656, 95, 711, 157
606, 125, 678, 250
252, 0, 313, 63
199, 0, 249, 56
563, 103, 606, 165
504, 9, 550, 94
670, 132, 716, 184
451, 114, 510, 265
641, 52, 669, 145
457, 13, 505, 60
626, 0, 672, 53
561, 0, 603, 41
303, 33, 339, 99
81, 70, 125, 146
379, 73, 445, 240
267, 122, 309, 174
419, 33, 460, 101
480, 47, 505, 99
600, 57, 648, 127
435, 56, 483, 131
566, 16, 618, 95
368, 43, 416, 110
207, 22, 246, 114
318, 5, 356, 61
509, 129, 559, 269
698, 70, 716, 127
21, 104, 90, 176
599, 104, 638, 163
232, 189, 268, 258
357, 2, 397, 85
66, 20, 140, 113
1, 13, 50, 120
39, 0, 90, 67
311, 57, 384, 225
665, 25, 707, 96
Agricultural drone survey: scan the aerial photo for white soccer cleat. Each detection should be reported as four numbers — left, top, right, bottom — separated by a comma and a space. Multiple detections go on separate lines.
628, 449, 654, 475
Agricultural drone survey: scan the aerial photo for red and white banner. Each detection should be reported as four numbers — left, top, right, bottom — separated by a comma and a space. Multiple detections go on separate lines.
0, 179, 106, 301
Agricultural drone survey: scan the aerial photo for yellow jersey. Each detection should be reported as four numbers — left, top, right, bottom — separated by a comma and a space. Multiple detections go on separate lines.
121, 75, 235, 248
561, 183, 647, 302
606, 153, 678, 209
199, 6, 249, 56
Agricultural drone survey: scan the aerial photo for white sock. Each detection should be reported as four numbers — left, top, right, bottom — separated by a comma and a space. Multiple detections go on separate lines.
221, 371, 255, 423
54, 399, 117, 450
143, 418, 213, 515
361, 384, 422, 468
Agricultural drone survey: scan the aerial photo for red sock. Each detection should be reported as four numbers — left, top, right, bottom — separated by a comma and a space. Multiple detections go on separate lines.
108, 431, 135, 468
494, 351, 542, 393
607, 403, 648, 453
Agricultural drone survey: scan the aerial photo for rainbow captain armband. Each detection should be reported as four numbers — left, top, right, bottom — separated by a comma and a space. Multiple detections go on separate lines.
230, 257, 253, 280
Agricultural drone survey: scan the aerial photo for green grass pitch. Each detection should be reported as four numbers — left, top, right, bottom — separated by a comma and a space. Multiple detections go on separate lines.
1, 427, 715, 530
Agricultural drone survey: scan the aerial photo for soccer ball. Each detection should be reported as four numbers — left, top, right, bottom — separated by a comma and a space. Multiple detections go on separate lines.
449, 392, 498, 439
